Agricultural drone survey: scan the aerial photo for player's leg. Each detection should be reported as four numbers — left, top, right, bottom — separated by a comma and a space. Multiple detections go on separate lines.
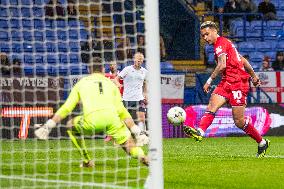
137, 100, 147, 131
184, 93, 227, 141
66, 117, 93, 167
107, 115, 148, 166
232, 106, 270, 157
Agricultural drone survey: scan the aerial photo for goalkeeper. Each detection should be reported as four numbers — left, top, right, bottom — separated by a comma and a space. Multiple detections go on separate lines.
35, 57, 149, 167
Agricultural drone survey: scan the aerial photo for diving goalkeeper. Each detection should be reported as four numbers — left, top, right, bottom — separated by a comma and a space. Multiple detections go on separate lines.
34, 57, 149, 167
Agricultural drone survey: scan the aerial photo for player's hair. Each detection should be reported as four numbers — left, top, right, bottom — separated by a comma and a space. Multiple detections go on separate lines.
200, 21, 218, 30
88, 57, 104, 73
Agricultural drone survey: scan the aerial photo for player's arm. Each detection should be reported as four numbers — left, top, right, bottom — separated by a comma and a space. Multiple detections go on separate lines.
204, 54, 226, 93
113, 85, 149, 146
142, 80, 147, 103
241, 56, 261, 87
35, 85, 80, 139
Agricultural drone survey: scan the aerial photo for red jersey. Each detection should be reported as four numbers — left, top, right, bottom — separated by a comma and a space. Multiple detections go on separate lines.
105, 72, 124, 95
214, 37, 250, 84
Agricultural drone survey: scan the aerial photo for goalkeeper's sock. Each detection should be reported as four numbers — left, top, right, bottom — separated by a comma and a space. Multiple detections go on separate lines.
243, 117, 262, 143
199, 111, 215, 132
67, 130, 91, 162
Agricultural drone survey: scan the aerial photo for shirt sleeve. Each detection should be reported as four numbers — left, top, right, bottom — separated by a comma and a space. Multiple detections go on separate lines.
55, 83, 80, 119
118, 66, 128, 79
214, 39, 228, 57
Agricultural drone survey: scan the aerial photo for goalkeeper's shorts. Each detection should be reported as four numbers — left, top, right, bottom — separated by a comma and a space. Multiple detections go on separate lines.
72, 109, 131, 145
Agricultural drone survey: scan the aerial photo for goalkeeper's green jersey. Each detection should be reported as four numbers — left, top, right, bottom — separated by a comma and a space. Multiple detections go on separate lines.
55, 73, 125, 119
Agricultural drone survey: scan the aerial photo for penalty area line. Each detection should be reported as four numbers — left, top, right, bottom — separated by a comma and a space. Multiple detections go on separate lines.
0, 175, 136, 189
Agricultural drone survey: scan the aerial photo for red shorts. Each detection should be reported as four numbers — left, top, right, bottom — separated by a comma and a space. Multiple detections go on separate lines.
213, 80, 249, 106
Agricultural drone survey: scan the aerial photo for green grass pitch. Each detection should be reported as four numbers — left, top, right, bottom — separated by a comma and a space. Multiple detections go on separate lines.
1, 136, 284, 189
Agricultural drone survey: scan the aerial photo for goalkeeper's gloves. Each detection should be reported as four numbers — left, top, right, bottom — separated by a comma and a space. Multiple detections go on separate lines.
34, 119, 56, 140
130, 125, 149, 147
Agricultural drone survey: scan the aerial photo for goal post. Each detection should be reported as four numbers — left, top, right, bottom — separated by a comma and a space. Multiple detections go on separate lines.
144, 0, 164, 188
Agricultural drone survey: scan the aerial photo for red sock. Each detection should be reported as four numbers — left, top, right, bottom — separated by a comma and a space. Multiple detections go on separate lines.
199, 111, 215, 132
243, 117, 262, 143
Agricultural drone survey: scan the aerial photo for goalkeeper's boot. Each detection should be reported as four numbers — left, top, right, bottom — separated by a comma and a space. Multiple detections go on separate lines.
256, 139, 270, 158
183, 126, 203, 142
80, 160, 94, 168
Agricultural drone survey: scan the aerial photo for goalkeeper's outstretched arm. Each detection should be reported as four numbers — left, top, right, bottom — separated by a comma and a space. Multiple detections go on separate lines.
35, 85, 80, 139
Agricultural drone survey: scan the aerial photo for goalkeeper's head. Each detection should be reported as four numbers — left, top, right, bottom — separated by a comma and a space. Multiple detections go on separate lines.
88, 57, 105, 73
200, 21, 219, 45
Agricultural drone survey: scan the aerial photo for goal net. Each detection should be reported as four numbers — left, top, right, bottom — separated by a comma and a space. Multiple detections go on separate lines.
0, 0, 163, 188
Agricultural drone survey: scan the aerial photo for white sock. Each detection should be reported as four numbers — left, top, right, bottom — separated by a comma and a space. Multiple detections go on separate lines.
138, 122, 145, 131
197, 128, 205, 137
258, 139, 266, 147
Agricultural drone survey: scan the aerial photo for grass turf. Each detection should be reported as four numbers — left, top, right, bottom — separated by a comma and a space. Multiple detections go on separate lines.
163, 136, 284, 189
1, 136, 284, 188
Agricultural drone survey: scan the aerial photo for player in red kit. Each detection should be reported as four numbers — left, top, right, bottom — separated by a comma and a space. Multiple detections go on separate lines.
184, 21, 270, 158
105, 61, 123, 95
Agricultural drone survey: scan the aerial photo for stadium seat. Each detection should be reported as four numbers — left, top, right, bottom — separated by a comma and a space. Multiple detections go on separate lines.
0, 31, 9, 41
23, 43, 33, 52
10, 19, 21, 28
9, 0, 19, 5
34, 0, 45, 5
58, 42, 68, 52
59, 54, 68, 64
20, 0, 33, 5
69, 42, 80, 52
0, 42, 10, 52
46, 30, 56, 41
264, 29, 278, 40
10, 7, 20, 17
35, 54, 44, 64
0, 8, 8, 17
32, 7, 44, 17
34, 31, 44, 41
23, 31, 33, 41
0, 0, 9, 5
45, 19, 54, 28
250, 20, 266, 31
24, 54, 34, 64
79, 29, 88, 40
207, 53, 215, 64
267, 20, 284, 31
230, 20, 250, 36
46, 42, 56, 52
277, 11, 284, 20
21, 7, 32, 17
68, 29, 79, 40
35, 43, 45, 52
70, 53, 80, 63
11, 30, 22, 41
22, 19, 32, 29
0, 19, 9, 28
237, 41, 255, 52
47, 54, 57, 64
276, 42, 284, 51
34, 19, 44, 29
12, 43, 22, 53
254, 41, 273, 52
55, 20, 67, 28
249, 52, 264, 63
56, 30, 67, 40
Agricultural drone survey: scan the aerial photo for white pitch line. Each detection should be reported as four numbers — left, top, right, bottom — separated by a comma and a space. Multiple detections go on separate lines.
0, 175, 135, 189
265, 155, 284, 159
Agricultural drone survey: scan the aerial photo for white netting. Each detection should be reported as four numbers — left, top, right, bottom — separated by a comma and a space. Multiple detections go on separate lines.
0, 0, 149, 188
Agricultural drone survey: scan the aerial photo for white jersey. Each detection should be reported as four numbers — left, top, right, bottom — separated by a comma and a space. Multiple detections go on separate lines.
118, 65, 147, 101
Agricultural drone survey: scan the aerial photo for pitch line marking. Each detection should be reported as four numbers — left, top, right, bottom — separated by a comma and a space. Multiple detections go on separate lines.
0, 175, 137, 189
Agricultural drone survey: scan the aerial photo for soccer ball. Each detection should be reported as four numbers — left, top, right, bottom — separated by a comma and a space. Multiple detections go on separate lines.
167, 106, 186, 126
